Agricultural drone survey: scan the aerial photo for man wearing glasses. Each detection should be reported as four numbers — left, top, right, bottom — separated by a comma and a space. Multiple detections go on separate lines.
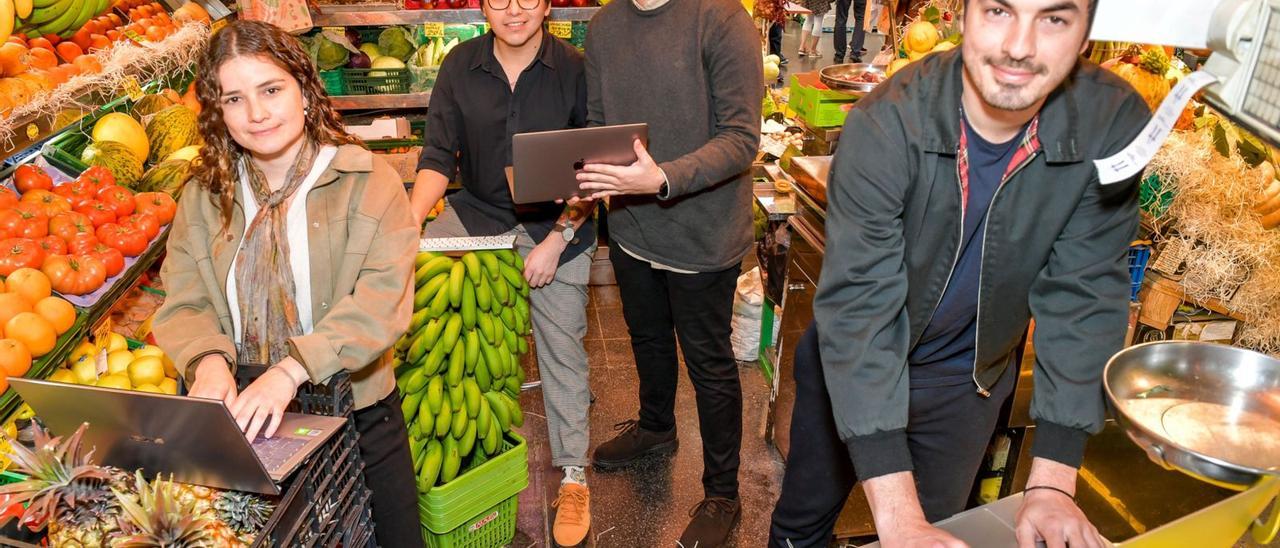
411, 1, 595, 545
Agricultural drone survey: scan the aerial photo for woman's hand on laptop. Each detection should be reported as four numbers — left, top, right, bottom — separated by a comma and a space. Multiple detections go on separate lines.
189, 355, 238, 407
232, 359, 305, 441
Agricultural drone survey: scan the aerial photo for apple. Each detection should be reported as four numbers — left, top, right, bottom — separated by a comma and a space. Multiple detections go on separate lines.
551, 0, 570, 7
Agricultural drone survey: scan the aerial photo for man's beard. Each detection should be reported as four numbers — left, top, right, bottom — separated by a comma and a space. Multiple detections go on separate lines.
970, 55, 1050, 111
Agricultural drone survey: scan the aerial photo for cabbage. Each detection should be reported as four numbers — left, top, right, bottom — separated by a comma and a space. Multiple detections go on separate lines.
309, 33, 350, 71
378, 27, 415, 62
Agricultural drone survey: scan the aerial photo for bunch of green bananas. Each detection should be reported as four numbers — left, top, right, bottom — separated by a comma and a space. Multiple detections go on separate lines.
395, 248, 532, 495
12, 0, 110, 41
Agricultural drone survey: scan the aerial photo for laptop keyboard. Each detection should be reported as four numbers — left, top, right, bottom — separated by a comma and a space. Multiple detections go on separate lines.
251, 436, 308, 471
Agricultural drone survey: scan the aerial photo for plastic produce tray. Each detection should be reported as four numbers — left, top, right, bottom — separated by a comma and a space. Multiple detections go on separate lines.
419, 433, 527, 547
342, 67, 412, 95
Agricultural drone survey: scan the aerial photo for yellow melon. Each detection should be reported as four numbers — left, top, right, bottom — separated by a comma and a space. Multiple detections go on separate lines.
92, 113, 150, 164
904, 21, 940, 54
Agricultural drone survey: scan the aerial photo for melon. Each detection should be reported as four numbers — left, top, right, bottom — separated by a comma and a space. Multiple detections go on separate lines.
145, 105, 200, 164
131, 94, 175, 122
137, 159, 192, 197
164, 144, 202, 163
92, 113, 150, 164
81, 141, 144, 185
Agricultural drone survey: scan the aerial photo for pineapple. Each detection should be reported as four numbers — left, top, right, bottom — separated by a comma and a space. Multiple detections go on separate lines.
0, 422, 130, 546
214, 491, 275, 544
112, 472, 213, 548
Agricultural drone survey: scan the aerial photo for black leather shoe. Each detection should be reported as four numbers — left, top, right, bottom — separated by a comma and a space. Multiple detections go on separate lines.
592, 420, 677, 470
677, 498, 741, 547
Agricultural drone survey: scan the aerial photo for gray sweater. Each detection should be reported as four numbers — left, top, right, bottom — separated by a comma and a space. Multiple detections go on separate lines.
585, 0, 763, 272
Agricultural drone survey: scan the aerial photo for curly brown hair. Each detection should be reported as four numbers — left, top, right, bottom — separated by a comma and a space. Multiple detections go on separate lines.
191, 20, 360, 232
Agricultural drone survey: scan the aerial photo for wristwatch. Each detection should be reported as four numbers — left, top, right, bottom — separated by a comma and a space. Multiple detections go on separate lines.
554, 221, 576, 243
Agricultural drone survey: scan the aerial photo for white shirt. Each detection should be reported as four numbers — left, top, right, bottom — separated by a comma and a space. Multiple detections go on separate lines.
227, 145, 338, 344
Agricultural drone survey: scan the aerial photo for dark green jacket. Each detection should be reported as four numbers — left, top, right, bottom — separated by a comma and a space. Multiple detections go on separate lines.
815, 49, 1150, 481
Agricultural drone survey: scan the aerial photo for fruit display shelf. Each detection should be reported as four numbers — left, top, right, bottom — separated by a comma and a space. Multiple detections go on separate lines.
332, 90, 432, 111
310, 6, 599, 25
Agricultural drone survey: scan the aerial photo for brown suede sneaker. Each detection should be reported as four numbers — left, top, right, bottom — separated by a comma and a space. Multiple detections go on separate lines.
592, 420, 678, 470
552, 483, 591, 547
677, 497, 740, 547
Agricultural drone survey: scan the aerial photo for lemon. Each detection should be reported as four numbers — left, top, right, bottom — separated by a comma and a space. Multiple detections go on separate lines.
931, 41, 956, 53
96, 374, 132, 391
135, 384, 163, 394
69, 341, 96, 367
886, 58, 912, 78
128, 356, 166, 388
159, 378, 179, 395
105, 333, 129, 354
15, 404, 33, 420
107, 350, 135, 375
132, 345, 165, 359
904, 20, 940, 54
71, 359, 99, 385
48, 369, 77, 384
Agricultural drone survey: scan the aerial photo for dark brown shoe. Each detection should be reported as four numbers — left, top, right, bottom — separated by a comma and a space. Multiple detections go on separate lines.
592, 419, 677, 470
677, 497, 740, 547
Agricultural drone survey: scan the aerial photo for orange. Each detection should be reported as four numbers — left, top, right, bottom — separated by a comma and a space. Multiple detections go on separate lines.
89, 34, 110, 52
56, 42, 82, 62
27, 48, 57, 71
33, 297, 75, 335
7, 268, 52, 305
0, 43, 29, 77
0, 339, 31, 377
106, 30, 121, 42
6, 313, 56, 357
27, 38, 53, 51
145, 26, 165, 42
0, 373, 8, 395
73, 55, 102, 74
107, 13, 123, 27
0, 293, 32, 332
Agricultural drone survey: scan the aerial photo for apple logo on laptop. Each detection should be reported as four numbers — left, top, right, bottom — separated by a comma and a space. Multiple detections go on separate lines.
573, 159, 585, 171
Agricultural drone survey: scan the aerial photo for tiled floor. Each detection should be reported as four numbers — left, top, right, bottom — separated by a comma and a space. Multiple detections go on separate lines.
509, 259, 784, 547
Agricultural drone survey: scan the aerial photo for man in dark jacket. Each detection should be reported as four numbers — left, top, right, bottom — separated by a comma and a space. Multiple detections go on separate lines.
770, 0, 1151, 547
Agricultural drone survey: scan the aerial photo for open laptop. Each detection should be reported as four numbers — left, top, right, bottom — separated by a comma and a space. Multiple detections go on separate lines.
858, 493, 1060, 548
10, 378, 347, 495
508, 123, 649, 204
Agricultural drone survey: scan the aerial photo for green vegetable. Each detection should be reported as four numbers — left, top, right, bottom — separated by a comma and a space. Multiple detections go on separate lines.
378, 27, 416, 62
309, 33, 350, 71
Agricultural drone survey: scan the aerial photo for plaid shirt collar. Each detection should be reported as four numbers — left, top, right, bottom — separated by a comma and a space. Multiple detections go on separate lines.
956, 113, 1042, 210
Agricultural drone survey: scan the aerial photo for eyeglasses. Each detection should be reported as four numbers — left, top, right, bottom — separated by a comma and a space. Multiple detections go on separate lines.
486, 0, 542, 10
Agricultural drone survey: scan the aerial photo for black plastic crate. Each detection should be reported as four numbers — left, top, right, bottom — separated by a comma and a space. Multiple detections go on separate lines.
233, 364, 355, 418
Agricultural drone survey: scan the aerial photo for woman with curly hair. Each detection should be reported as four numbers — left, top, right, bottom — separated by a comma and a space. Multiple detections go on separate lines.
152, 20, 423, 546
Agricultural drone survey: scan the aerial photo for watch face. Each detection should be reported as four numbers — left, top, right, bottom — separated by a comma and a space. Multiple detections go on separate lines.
563, 226, 576, 241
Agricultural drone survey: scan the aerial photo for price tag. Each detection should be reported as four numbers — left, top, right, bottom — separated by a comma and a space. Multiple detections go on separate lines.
122, 76, 145, 101
93, 318, 116, 377
423, 22, 445, 38
548, 21, 572, 39
323, 26, 345, 34
123, 28, 145, 43
211, 18, 227, 32
25, 123, 38, 140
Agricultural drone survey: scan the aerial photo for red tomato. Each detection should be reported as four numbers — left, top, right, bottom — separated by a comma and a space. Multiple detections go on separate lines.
0, 188, 17, 210
67, 233, 98, 255
37, 235, 67, 256
41, 254, 107, 296
13, 165, 53, 194
53, 180, 98, 209
76, 166, 116, 191
0, 205, 49, 239
118, 213, 160, 241
73, 200, 117, 228
83, 242, 124, 277
19, 189, 72, 218
0, 238, 46, 276
49, 211, 95, 243
96, 185, 135, 218
134, 192, 176, 225
95, 223, 147, 257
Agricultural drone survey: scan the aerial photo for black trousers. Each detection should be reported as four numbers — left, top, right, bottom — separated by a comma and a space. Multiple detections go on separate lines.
354, 391, 425, 548
768, 19, 784, 57
768, 325, 1016, 547
612, 248, 744, 499
833, 0, 868, 61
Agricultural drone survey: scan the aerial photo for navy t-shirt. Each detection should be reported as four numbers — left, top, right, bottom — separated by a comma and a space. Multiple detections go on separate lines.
909, 115, 1027, 387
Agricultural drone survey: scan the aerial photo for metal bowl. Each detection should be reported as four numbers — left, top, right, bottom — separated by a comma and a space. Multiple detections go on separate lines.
1105, 341, 1280, 489
819, 63, 887, 94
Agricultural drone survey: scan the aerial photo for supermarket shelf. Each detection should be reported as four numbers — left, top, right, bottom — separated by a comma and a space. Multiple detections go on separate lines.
331, 91, 433, 110
310, 6, 599, 25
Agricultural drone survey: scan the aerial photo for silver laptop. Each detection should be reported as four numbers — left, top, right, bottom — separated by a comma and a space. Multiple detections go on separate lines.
508, 123, 649, 204
10, 378, 347, 495
858, 494, 1066, 548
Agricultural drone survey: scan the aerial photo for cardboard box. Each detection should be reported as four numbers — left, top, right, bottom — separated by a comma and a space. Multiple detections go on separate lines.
346, 117, 412, 141
374, 146, 423, 183
789, 72, 857, 129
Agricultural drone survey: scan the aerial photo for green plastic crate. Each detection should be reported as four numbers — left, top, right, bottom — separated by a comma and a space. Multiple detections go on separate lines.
423, 494, 517, 548
343, 68, 412, 95
419, 433, 527, 535
320, 70, 345, 96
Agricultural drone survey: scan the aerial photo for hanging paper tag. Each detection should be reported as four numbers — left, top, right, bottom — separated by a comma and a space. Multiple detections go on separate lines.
548, 21, 572, 39
123, 76, 145, 101
1095, 71, 1218, 185
94, 318, 115, 354
423, 22, 445, 38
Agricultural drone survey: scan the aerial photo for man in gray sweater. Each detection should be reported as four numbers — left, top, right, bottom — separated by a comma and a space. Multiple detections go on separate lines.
575, 0, 762, 544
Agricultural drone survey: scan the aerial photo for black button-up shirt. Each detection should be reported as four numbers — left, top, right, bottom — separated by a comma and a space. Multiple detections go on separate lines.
417, 31, 594, 264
